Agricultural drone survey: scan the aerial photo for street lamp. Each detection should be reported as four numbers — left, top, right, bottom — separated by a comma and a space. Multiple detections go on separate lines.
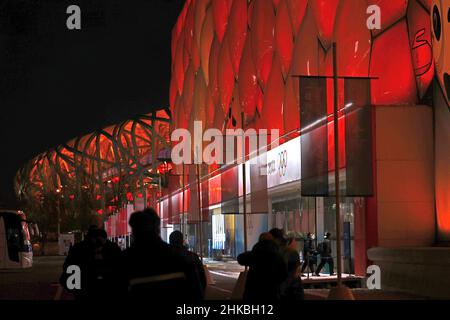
328, 42, 355, 300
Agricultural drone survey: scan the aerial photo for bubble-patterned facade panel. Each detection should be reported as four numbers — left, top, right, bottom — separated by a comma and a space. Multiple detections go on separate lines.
170, 0, 435, 135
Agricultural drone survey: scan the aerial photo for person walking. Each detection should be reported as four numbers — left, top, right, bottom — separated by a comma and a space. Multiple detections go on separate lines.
238, 232, 288, 301
301, 233, 317, 276
315, 232, 335, 276
121, 208, 204, 301
169, 230, 207, 297
60, 226, 122, 300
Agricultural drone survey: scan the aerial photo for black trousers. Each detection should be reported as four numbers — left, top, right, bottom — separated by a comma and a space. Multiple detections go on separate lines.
316, 257, 334, 275
301, 256, 316, 274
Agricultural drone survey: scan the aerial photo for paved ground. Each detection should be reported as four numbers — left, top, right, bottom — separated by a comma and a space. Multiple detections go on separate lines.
0, 256, 67, 300
305, 289, 429, 300
202, 260, 428, 300
204, 259, 245, 300
0, 256, 428, 300
0, 256, 240, 300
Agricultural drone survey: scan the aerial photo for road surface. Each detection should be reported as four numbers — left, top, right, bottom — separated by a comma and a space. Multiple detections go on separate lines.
0, 256, 241, 300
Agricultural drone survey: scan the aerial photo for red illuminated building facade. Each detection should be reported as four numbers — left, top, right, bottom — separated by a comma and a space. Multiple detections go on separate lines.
164, 0, 450, 293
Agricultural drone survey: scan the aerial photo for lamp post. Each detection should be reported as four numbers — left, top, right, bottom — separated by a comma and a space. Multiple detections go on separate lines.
328, 42, 354, 300
241, 112, 248, 255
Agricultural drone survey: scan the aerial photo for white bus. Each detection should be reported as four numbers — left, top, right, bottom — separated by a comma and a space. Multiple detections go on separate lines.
0, 210, 35, 269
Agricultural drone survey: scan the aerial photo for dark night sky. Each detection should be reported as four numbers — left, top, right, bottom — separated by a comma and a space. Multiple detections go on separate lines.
0, 0, 184, 207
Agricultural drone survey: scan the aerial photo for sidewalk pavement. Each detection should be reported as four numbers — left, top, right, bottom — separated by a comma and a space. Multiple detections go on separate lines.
305, 289, 429, 300
203, 258, 429, 300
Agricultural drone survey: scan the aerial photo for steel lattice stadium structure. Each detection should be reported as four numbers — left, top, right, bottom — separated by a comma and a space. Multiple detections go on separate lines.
15, 110, 171, 231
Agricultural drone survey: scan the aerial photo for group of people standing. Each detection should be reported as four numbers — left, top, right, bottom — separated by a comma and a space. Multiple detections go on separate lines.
60, 208, 206, 301
237, 230, 335, 301
60, 207, 335, 302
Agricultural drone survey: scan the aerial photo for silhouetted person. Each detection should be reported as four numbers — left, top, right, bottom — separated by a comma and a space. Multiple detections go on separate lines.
280, 249, 305, 301
169, 231, 207, 297
315, 232, 334, 276
122, 208, 203, 301
270, 228, 293, 268
301, 233, 317, 275
259, 232, 274, 242
40, 232, 47, 256
60, 226, 122, 300
270, 228, 287, 250
238, 233, 287, 301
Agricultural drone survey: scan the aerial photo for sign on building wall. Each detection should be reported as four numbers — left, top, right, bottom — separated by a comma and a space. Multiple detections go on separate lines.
126, 204, 134, 234
267, 137, 302, 189
300, 77, 329, 196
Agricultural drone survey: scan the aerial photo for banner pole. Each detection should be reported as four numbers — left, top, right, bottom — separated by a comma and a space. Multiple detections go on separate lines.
241, 112, 248, 256
182, 163, 185, 238
333, 42, 343, 286
197, 160, 204, 261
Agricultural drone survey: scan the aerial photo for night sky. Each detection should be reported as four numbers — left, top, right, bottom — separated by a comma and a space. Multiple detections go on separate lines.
0, 0, 184, 207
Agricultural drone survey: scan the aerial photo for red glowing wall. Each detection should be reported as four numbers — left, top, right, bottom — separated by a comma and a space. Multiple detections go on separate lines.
171, 0, 435, 133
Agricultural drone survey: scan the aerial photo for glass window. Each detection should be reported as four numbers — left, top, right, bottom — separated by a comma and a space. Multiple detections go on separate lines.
4, 215, 24, 262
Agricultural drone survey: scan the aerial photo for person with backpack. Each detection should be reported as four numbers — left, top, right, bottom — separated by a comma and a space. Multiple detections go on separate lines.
169, 231, 207, 298
315, 232, 335, 276
238, 232, 288, 301
301, 233, 317, 276
60, 226, 123, 300
280, 248, 305, 301
121, 209, 204, 301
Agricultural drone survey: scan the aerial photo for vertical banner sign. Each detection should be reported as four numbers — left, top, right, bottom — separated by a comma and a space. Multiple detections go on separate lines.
184, 188, 192, 224
161, 199, 169, 228
118, 208, 127, 236
104, 220, 110, 238
200, 166, 210, 221
170, 192, 182, 225
188, 164, 199, 223
300, 77, 329, 196
111, 214, 116, 238
344, 79, 374, 196
126, 204, 134, 234
208, 174, 221, 206
249, 154, 269, 214
221, 165, 240, 214
168, 175, 181, 224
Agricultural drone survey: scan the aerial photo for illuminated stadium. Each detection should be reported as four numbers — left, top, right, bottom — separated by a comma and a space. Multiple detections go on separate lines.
15, 110, 171, 231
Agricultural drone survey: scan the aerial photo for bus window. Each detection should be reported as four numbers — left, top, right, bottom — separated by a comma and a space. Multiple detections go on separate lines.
4, 216, 23, 263
22, 221, 31, 246
30, 223, 40, 242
